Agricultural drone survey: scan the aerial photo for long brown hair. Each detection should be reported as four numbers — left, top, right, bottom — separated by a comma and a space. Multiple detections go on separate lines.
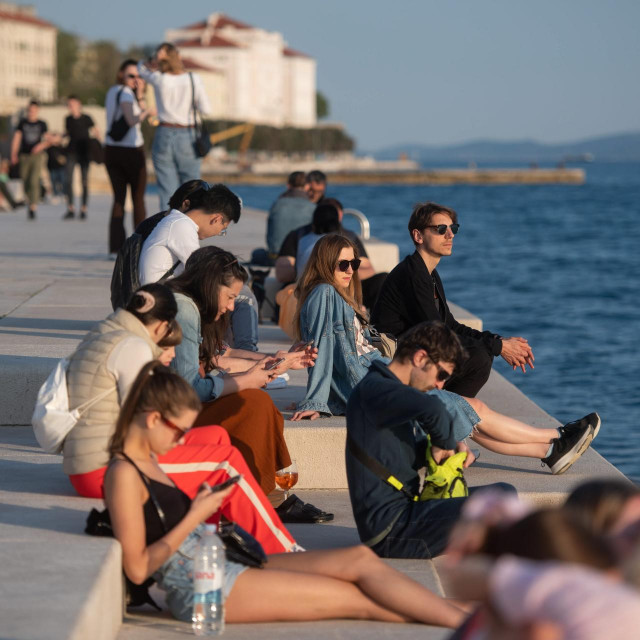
168, 246, 248, 367
156, 43, 184, 74
293, 233, 362, 340
109, 361, 201, 457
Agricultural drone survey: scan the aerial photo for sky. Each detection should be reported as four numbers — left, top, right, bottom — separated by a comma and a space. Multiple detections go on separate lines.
30, 0, 640, 150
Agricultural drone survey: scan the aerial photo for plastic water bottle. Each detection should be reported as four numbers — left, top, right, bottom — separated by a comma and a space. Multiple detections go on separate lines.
192, 524, 225, 636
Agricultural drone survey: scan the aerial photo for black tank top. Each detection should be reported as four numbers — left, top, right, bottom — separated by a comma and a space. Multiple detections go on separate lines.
118, 453, 192, 546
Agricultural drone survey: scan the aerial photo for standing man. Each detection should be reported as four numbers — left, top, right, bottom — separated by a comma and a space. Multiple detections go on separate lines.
10, 100, 51, 220
372, 202, 534, 397
63, 95, 99, 220
346, 321, 516, 558
266, 171, 315, 261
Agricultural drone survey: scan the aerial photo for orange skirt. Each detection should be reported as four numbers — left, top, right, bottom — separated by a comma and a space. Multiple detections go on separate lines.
194, 389, 291, 495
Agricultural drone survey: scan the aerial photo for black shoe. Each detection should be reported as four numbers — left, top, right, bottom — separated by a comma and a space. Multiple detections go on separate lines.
558, 412, 601, 440
79, 210, 87, 220
63, 210, 74, 220
27, 208, 36, 220
542, 419, 595, 475
275, 495, 334, 523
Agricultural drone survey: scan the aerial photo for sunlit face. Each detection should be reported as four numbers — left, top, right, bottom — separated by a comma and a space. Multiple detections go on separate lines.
413, 212, 456, 259
215, 278, 243, 320
151, 408, 198, 455
159, 346, 176, 366
68, 98, 82, 117
305, 180, 326, 204
333, 246, 355, 290
26, 104, 39, 121
198, 213, 230, 240
409, 350, 455, 392
123, 64, 140, 89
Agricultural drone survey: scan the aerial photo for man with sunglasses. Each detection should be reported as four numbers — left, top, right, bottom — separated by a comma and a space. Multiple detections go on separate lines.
372, 201, 534, 397
346, 321, 516, 559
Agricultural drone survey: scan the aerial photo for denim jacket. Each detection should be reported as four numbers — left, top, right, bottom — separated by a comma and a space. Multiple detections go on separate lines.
297, 284, 387, 416
171, 292, 225, 402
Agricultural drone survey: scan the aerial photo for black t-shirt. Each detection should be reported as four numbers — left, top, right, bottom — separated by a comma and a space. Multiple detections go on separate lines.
17, 119, 47, 154
65, 114, 94, 157
279, 223, 369, 260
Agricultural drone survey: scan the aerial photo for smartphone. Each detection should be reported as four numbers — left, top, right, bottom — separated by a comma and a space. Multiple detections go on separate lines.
266, 357, 285, 370
201, 475, 242, 494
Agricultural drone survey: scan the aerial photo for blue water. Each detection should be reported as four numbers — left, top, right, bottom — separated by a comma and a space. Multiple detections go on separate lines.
232, 162, 640, 484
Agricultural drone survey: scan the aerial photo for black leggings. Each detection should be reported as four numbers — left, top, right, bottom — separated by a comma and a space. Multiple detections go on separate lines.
65, 153, 90, 209
104, 145, 147, 253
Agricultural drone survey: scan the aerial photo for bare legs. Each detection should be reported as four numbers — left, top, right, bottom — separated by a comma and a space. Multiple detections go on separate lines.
465, 397, 557, 459
225, 545, 465, 628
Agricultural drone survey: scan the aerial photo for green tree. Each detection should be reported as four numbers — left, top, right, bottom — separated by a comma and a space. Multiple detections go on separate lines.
316, 91, 330, 119
57, 31, 79, 98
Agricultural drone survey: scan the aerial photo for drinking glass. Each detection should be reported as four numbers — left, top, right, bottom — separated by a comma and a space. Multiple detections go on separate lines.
275, 460, 299, 500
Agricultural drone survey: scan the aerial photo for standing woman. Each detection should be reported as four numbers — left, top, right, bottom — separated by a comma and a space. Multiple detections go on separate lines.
139, 43, 212, 209
62, 95, 99, 220
104, 59, 155, 254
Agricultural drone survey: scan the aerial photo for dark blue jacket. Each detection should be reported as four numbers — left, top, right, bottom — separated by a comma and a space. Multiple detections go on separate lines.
346, 360, 455, 547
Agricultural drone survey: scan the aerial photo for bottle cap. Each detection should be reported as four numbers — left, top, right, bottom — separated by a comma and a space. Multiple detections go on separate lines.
204, 523, 217, 534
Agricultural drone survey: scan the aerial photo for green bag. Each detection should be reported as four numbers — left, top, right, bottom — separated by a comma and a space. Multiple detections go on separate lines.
420, 435, 469, 500
347, 434, 468, 502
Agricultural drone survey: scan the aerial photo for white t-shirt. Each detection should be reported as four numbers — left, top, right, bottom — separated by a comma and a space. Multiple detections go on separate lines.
106, 336, 154, 401
138, 64, 211, 126
139, 209, 200, 285
104, 85, 144, 148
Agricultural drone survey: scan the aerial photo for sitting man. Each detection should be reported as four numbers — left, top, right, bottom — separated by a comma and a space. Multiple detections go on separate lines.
346, 321, 515, 559
266, 171, 315, 262
275, 197, 387, 310
372, 201, 534, 397
304, 169, 328, 204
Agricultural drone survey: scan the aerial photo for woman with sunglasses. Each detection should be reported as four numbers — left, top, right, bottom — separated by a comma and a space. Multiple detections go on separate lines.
104, 59, 155, 254
291, 235, 596, 475
104, 361, 465, 629
61, 283, 300, 553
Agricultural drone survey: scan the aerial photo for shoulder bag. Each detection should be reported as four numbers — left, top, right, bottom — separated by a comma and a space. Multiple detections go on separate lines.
32, 359, 114, 454
355, 310, 397, 359
108, 87, 131, 142
189, 73, 212, 158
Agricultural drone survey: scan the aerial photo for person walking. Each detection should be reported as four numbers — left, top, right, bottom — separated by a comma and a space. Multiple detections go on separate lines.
104, 59, 155, 254
10, 100, 51, 220
138, 43, 211, 209
62, 95, 99, 220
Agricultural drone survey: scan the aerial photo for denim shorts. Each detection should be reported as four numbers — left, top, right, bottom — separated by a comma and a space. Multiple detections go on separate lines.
427, 389, 480, 441
153, 524, 249, 622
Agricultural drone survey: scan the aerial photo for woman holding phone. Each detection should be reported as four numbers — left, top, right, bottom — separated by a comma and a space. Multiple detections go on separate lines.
104, 362, 466, 628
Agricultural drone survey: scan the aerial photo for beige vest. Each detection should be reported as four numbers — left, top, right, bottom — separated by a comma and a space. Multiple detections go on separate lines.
62, 309, 162, 475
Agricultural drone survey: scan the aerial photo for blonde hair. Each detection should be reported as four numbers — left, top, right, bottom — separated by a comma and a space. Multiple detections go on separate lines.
157, 43, 184, 74
293, 233, 362, 340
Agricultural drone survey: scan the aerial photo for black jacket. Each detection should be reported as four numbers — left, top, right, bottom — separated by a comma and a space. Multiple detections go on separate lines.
346, 360, 455, 546
371, 251, 503, 357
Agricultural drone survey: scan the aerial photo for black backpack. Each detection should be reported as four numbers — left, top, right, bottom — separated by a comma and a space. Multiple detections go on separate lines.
110, 211, 180, 310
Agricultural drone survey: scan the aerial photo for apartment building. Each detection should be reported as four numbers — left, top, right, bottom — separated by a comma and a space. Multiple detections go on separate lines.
0, 3, 56, 114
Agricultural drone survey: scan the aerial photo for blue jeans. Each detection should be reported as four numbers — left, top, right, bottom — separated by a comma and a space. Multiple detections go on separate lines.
228, 286, 259, 352
371, 483, 517, 559
152, 126, 201, 209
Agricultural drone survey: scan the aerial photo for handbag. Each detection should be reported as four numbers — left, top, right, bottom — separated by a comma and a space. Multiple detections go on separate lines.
31, 358, 114, 454
88, 137, 104, 164
189, 73, 211, 158
108, 87, 131, 142
347, 433, 468, 502
355, 311, 397, 359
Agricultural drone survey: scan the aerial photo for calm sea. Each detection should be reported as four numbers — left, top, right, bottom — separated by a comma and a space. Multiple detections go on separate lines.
232, 162, 640, 483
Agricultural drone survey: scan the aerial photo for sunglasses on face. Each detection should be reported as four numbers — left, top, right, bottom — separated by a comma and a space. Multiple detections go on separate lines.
126, 74, 140, 80
337, 259, 361, 272
161, 415, 188, 441
425, 223, 460, 235
429, 356, 453, 382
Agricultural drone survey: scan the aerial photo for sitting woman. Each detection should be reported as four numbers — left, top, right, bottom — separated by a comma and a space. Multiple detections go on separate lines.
169, 246, 331, 522
63, 283, 297, 553
104, 362, 466, 628
292, 234, 598, 476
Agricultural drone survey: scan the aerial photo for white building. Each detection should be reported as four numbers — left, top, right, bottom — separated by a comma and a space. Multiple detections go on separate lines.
165, 13, 316, 128
0, 3, 56, 114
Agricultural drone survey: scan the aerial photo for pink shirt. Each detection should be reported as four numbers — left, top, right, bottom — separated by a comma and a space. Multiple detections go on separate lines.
490, 556, 640, 639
